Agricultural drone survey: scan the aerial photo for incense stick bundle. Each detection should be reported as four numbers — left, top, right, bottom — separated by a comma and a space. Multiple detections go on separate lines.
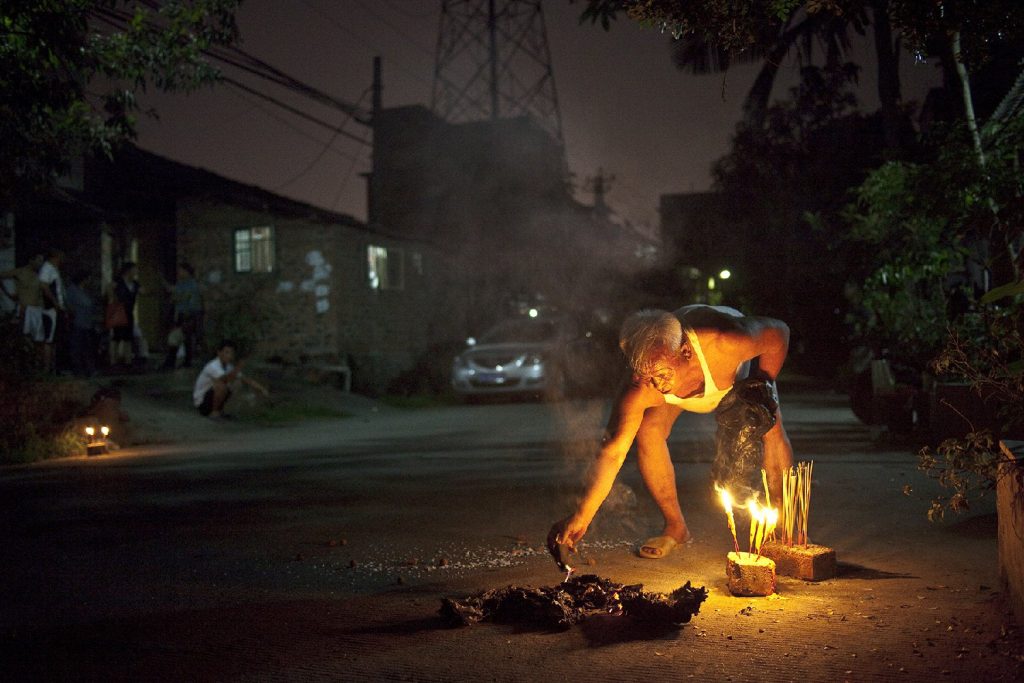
761, 469, 775, 543
801, 461, 814, 545
781, 466, 798, 546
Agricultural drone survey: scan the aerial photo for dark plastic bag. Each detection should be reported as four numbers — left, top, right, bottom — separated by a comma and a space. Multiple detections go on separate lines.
711, 378, 779, 497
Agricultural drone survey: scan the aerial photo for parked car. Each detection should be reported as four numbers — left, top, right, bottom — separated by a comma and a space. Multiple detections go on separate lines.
450, 314, 618, 400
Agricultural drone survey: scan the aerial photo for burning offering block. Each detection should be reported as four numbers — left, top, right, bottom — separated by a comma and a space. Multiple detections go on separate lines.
726, 551, 776, 597
759, 541, 836, 581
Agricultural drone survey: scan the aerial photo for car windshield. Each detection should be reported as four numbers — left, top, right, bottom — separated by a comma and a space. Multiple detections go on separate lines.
479, 318, 564, 344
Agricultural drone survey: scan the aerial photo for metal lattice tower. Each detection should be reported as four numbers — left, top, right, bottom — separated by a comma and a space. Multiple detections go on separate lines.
431, 0, 564, 144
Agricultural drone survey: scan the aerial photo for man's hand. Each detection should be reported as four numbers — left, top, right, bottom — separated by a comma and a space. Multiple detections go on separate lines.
549, 514, 589, 550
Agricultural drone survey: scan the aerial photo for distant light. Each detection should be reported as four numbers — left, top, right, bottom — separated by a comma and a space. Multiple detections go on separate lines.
528, 308, 538, 318
85, 426, 95, 437
101, 426, 110, 436
707, 277, 716, 290
719, 269, 731, 280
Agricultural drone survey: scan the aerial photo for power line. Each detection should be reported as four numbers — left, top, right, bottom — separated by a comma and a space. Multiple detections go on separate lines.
330, 144, 372, 212
271, 89, 371, 191
295, 0, 435, 93
352, 0, 436, 57
222, 86, 363, 163
222, 76, 370, 146
90, 5, 372, 126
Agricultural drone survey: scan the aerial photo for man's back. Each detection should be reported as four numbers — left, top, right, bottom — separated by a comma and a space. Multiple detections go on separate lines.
11, 267, 43, 308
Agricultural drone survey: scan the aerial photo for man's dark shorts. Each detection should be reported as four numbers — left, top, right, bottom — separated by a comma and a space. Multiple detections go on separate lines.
197, 387, 231, 416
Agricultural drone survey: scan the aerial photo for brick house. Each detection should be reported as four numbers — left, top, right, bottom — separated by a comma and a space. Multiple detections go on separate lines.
12, 146, 463, 393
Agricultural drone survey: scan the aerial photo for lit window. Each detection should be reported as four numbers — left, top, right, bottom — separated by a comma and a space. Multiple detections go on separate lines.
234, 226, 275, 273
367, 245, 404, 290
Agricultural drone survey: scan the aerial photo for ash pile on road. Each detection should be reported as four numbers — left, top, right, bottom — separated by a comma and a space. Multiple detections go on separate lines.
439, 574, 708, 630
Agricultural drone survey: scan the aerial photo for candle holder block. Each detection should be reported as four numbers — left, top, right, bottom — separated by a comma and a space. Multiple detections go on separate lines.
726, 551, 776, 596
759, 541, 836, 581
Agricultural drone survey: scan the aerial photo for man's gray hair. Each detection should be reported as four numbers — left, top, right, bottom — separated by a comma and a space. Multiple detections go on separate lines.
619, 309, 683, 376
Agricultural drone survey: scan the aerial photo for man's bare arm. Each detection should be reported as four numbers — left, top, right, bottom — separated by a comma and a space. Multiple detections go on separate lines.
561, 384, 661, 541
728, 316, 790, 379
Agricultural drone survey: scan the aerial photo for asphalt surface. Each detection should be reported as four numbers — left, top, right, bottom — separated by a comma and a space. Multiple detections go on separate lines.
1, 382, 1022, 681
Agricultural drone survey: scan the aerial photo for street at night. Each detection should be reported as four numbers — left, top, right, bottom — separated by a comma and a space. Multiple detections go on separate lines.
3, 1, 1024, 680
1, 383, 1020, 680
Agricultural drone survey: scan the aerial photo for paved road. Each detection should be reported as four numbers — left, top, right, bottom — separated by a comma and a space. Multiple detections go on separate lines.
1, 388, 1021, 681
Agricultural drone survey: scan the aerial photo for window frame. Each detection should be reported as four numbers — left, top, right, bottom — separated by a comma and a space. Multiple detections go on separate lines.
367, 244, 405, 291
233, 225, 276, 274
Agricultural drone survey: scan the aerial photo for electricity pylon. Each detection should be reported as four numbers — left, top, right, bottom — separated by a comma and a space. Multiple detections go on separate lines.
431, 0, 564, 145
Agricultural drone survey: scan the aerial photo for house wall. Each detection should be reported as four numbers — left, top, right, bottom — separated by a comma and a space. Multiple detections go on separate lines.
177, 198, 464, 393
177, 198, 341, 364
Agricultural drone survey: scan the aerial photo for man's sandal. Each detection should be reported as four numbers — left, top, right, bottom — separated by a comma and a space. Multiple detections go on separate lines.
638, 534, 691, 559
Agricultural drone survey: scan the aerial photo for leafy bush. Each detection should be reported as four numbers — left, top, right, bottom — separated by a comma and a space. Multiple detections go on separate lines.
0, 323, 88, 463
917, 281, 1024, 519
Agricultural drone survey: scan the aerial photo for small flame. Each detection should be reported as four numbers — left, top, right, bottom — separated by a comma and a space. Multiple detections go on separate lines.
715, 483, 733, 513
85, 426, 95, 437
747, 499, 765, 522
715, 483, 741, 553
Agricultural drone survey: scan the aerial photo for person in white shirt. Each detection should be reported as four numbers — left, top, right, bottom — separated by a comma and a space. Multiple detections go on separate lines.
549, 305, 793, 561
38, 249, 65, 373
192, 340, 268, 418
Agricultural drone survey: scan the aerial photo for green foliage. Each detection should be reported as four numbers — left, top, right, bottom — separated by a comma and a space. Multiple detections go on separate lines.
841, 111, 1024, 368
1, 0, 239, 198
0, 323, 89, 463
917, 282, 1024, 519
918, 430, 999, 521
579, 0, 1024, 68
203, 278, 278, 358
841, 155, 973, 365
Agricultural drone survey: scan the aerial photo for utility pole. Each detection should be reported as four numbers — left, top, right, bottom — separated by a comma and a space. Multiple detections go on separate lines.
586, 168, 614, 216
431, 0, 563, 145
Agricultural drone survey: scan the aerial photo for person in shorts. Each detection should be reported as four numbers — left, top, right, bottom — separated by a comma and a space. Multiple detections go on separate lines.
1, 254, 47, 353
192, 340, 268, 418
549, 305, 793, 561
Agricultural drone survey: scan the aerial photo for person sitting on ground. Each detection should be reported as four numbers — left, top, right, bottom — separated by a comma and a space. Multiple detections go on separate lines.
192, 340, 269, 418
549, 304, 793, 560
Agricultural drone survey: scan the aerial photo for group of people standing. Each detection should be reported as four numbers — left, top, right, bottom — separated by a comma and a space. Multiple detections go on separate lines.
2, 250, 72, 374
2, 251, 203, 376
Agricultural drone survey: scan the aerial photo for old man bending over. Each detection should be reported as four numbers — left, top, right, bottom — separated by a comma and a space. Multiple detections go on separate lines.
551, 304, 793, 559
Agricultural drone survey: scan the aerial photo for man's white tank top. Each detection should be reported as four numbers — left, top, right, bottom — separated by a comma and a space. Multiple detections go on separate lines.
663, 306, 745, 414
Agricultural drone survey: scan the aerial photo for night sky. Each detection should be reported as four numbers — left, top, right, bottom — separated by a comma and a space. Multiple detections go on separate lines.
136, 0, 942, 234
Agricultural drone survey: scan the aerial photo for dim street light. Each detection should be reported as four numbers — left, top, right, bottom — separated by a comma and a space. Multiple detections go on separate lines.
719, 269, 732, 280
